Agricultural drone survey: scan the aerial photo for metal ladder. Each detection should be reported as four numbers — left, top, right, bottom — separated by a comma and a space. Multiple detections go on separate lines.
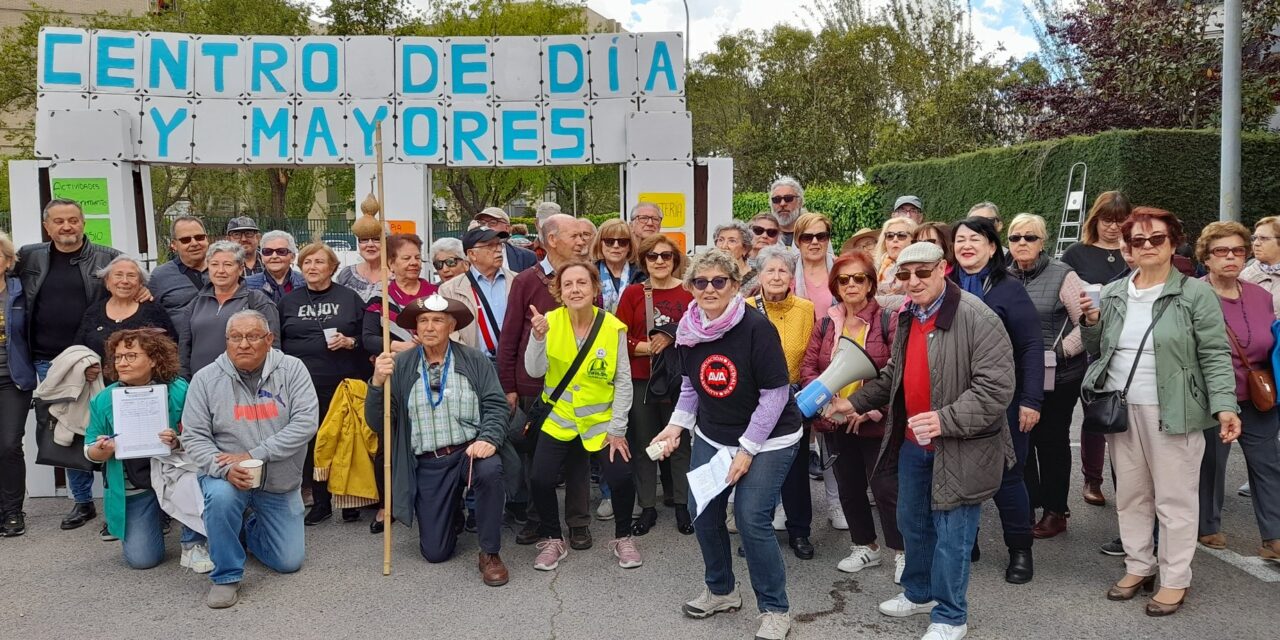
1053, 162, 1088, 257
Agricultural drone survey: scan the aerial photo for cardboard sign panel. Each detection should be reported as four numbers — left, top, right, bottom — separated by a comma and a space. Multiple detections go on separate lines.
444, 101, 495, 167
245, 99, 295, 164
191, 99, 246, 164
346, 36, 395, 99
38, 27, 91, 92
494, 101, 543, 167
491, 37, 542, 102
140, 97, 194, 163
143, 32, 196, 98
542, 35, 590, 101
395, 99, 446, 164
295, 99, 346, 165
589, 33, 638, 100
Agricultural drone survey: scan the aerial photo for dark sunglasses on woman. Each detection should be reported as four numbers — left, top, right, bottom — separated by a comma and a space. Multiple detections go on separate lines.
432, 257, 464, 269
1127, 234, 1168, 249
602, 237, 631, 248
799, 232, 831, 244
645, 251, 675, 263
691, 276, 730, 290
836, 273, 871, 286
751, 225, 780, 239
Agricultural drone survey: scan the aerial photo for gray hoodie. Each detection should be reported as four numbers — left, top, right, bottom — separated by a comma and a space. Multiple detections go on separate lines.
180, 349, 318, 494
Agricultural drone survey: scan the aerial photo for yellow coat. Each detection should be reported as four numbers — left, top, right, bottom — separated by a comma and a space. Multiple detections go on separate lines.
313, 379, 380, 508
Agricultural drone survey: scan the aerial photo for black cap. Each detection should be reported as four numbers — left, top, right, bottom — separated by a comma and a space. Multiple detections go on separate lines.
462, 226, 510, 251
225, 216, 260, 234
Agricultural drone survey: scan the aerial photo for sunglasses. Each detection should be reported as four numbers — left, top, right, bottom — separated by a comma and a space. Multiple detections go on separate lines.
885, 231, 912, 241
836, 273, 871, 286
799, 232, 831, 244
751, 225, 780, 239
358, 237, 380, 245
1127, 234, 1169, 249
602, 237, 631, 248
894, 267, 936, 282
1008, 234, 1042, 244
176, 234, 208, 245
433, 257, 465, 269
645, 251, 675, 263
770, 195, 797, 204
261, 247, 292, 257
1209, 246, 1248, 258
691, 276, 730, 291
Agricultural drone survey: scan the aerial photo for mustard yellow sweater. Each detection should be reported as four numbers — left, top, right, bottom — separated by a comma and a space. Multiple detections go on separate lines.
748, 294, 815, 384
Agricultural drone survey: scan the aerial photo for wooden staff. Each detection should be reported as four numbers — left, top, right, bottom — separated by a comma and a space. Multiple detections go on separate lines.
376, 121, 392, 576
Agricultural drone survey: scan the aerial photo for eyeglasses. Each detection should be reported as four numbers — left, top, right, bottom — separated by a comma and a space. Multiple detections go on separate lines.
894, 267, 936, 282
358, 237, 381, 245
799, 232, 831, 244
770, 195, 797, 205
261, 247, 292, 257
884, 231, 912, 241
1254, 235, 1277, 244
468, 243, 502, 252
112, 352, 140, 364
175, 234, 208, 245
1098, 218, 1124, 227
1127, 234, 1169, 249
1008, 234, 1042, 244
836, 273, 871, 286
645, 251, 675, 263
634, 215, 662, 225
602, 237, 631, 248
691, 276, 731, 291
432, 257, 465, 269
751, 225, 780, 238
1209, 246, 1248, 258
228, 231, 258, 239
227, 333, 270, 345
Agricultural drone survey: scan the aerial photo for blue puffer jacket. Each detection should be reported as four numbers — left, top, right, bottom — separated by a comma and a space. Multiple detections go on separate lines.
4, 275, 37, 390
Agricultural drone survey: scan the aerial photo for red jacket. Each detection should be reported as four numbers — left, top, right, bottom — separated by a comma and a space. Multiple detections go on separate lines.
496, 265, 557, 397
800, 299, 895, 438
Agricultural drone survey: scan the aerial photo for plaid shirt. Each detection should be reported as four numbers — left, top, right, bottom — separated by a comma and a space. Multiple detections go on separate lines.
408, 351, 480, 455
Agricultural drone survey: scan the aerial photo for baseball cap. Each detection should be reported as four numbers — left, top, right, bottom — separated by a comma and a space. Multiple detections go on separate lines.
462, 225, 510, 251
475, 207, 510, 224
225, 216, 260, 234
893, 196, 923, 211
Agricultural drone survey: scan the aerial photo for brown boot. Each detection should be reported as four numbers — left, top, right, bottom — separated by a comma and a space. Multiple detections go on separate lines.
1198, 533, 1227, 550
479, 552, 509, 587
1259, 539, 1280, 561
1082, 480, 1105, 506
1032, 511, 1068, 539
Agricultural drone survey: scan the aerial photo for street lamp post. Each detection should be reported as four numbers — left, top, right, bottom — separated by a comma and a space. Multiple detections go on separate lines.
1220, 0, 1241, 222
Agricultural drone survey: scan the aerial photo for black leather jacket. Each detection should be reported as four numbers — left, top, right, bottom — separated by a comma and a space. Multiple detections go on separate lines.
17, 237, 120, 342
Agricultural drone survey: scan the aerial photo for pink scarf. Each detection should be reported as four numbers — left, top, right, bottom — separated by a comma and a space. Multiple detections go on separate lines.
676, 295, 747, 346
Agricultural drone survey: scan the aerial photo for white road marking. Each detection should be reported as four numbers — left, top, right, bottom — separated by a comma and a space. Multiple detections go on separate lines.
1198, 545, 1280, 582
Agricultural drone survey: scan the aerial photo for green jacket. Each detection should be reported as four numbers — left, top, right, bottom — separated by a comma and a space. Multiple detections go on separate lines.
1081, 269, 1237, 435
85, 379, 188, 540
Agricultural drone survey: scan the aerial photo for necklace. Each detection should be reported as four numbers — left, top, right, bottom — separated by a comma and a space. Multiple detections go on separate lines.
1237, 283, 1253, 348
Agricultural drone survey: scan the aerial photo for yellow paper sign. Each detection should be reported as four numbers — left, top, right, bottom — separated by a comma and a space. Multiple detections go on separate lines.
51, 178, 110, 215
638, 192, 686, 228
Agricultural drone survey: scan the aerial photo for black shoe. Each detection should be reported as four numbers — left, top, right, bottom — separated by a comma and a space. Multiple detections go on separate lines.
632, 508, 658, 536
789, 536, 815, 560
808, 450, 823, 480
569, 526, 593, 550
1, 512, 25, 537
675, 507, 695, 535
663, 495, 676, 508
341, 508, 361, 523
971, 541, 981, 562
465, 509, 477, 533
516, 520, 540, 545
304, 504, 333, 526
1100, 537, 1125, 556
161, 513, 172, 535
99, 523, 118, 541
60, 502, 95, 530
1005, 548, 1034, 584
370, 516, 385, 535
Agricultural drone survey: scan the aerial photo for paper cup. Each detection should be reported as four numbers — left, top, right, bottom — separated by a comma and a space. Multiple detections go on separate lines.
238, 459, 264, 488
1082, 283, 1102, 308
323, 328, 339, 342
912, 425, 932, 446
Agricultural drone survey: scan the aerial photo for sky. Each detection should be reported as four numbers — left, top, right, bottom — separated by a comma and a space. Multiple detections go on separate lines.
301, 0, 1042, 62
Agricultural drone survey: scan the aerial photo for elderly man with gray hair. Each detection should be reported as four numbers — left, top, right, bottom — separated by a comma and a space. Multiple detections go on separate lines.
475, 206, 537, 272
182, 309, 318, 609
630, 202, 664, 242
967, 202, 1002, 233
245, 230, 304, 304
770, 177, 806, 247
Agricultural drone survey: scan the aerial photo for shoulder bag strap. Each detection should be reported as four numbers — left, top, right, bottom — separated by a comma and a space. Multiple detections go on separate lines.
547, 311, 606, 403
1223, 324, 1256, 374
1120, 299, 1170, 398
644, 283, 655, 333
465, 271, 501, 342
754, 295, 766, 315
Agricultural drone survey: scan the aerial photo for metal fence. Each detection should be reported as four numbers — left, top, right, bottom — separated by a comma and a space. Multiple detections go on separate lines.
158, 214, 469, 258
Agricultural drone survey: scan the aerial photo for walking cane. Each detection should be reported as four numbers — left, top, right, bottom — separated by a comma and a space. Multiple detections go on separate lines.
375, 122, 392, 576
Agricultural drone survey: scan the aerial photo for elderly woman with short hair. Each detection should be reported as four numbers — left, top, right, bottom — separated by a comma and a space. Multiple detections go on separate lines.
362, 233, 439, 356
77, 255, 177, 361
793, 212, 835, 321
337, 224, 386, 302
715, 221, 758, 297
178, 241, 279, 378
245, 230, 304, 304
594, 218, 644, 313
748, 213, 783, 261
1241, 215, 1280, 317
649, 248, 802, 640
430, 237, 468, 284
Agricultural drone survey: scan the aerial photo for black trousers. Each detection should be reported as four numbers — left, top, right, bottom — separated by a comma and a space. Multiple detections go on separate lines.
627, 380, 690, 508
829, 431, 902, 549
414, 448, 504, 561
303, 382, 338, 509
780, 424, 813, 538
0, 381, 32, 516
516, 396, 591, 527
1025, 378, 1082, 514
531, 429, 635, 539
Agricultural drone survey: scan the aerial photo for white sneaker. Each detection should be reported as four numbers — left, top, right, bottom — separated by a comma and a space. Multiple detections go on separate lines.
878, 592, 937, 618
921, 622, 967, 640
682, 584, 742, 619
772, 505, 787, 531
1240, 482, 1252, 497
837, 544, 883, 573
726, 507, 738, 534
829, 506, 849, 530
596, 498, 614, 520
755, 611, 791, 640
894, 552, 906, 584
181, 544, 214, 574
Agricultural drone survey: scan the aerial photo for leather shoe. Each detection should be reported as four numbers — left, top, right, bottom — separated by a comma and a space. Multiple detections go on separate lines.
569, 526, 593, 550
1032, 511, 1068, 539
789, 536, 815, 560
1146, 588, 1188, 617
516, 520, 540, 545
1005, 548, 1034, 584
369, 515, 388, 535
341, 508, 361, 523
304, 504, 333, 526
60, 502, 96, 530
632, 508, 658, 536
1083, 480, 1106, 506
971, 541, 980, 563
675, 507, 695, 535
479, 552, 510, 587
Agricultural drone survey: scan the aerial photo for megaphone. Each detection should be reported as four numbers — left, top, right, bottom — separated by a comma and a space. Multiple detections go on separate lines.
795, 336, 880, 418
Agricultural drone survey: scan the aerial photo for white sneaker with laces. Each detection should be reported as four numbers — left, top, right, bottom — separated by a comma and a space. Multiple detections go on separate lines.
837, 544, 883, 573
829, 506, 848, 530
772, 505, 787, 531
921, 622, 967, 640
682, 584, 742, 619
878, 593, 937, 618
181, 543, 215, 574
755, 611, 791, 640
596, 498, 614, 520
894, 552, 906, 584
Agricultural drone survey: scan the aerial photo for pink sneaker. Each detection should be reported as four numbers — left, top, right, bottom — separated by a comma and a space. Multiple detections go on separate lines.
534, 538, 568, 571
611, 536, 643, 568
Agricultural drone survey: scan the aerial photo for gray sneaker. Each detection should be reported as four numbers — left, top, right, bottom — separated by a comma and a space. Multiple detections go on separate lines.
1240, 482, 1252, 498
755, 611, 791, 640
682, 584, 742, 619
208, 582, 240, 609
1100, 538, 1125, 556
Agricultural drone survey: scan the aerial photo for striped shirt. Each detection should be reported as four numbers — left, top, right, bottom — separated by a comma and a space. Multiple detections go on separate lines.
408, 352, 480, 455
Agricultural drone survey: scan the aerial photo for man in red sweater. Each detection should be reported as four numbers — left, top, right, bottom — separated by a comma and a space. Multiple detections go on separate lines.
497, 213, 593, 548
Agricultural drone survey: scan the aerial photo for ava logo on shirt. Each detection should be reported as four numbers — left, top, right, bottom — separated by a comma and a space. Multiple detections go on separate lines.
699, 354, 738, 398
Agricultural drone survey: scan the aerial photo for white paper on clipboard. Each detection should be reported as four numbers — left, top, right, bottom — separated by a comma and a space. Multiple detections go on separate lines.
111, 384, 172, 459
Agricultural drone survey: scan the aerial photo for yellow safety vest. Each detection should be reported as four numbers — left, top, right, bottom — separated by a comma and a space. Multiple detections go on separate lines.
541, 307, 626, 452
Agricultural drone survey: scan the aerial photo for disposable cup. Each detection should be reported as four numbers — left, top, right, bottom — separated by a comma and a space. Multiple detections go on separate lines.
238, 459, 264, 488
1082, 283, 1102, 308
323, 328, 339, 342
912, 425, 932, 446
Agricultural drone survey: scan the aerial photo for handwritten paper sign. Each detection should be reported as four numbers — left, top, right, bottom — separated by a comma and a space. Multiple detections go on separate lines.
638, 191, 686, 228
84, 218, 113, 246
51, 178, 110, 214
387, 220, 417, 235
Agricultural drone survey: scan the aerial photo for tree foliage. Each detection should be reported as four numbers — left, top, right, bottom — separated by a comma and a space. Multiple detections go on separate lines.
322, 0, 417, 36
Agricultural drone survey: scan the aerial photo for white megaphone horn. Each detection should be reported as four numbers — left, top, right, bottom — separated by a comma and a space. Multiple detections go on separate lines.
795, 336, 879, 418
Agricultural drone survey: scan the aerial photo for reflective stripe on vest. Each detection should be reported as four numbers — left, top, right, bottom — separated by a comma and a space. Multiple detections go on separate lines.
540, 307, 626, 452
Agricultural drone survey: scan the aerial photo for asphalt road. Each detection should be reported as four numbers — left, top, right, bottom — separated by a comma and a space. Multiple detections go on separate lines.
4, 425, 1279, 640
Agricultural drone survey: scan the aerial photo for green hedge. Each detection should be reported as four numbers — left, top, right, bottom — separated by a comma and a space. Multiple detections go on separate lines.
733, 184, 882, 246
865, 128, 1280, 245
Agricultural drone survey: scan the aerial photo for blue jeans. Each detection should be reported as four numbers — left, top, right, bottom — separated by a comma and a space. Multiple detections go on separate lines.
898, 441, 982, 626
121, 490, 206, 569
991, 403, 1032, 549
200, 476, 305, 585
34, 360, 95, 504
689, 435, 797, 614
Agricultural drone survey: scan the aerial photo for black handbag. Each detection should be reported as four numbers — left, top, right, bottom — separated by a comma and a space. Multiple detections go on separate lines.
513, 311, 606, 445
1080, 300, 1167, 435
33, 400, 100, 473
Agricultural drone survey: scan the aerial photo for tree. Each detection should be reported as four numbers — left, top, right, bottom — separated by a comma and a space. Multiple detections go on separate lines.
323, 0, 417, 35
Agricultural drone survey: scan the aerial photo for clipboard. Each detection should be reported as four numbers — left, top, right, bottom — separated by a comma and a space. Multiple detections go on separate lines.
111, 385, 172, 460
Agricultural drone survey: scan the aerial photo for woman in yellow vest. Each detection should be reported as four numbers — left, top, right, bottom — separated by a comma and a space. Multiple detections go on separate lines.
524, 261, 641, 571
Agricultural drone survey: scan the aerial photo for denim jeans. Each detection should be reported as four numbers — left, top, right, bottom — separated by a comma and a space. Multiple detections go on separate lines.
34, 359, 95, 504
121, 490, 207, 569
689, 434, 797, 614
897, 440, 982, 626
991, 403, 1032, 549
200, 476, 305, 585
